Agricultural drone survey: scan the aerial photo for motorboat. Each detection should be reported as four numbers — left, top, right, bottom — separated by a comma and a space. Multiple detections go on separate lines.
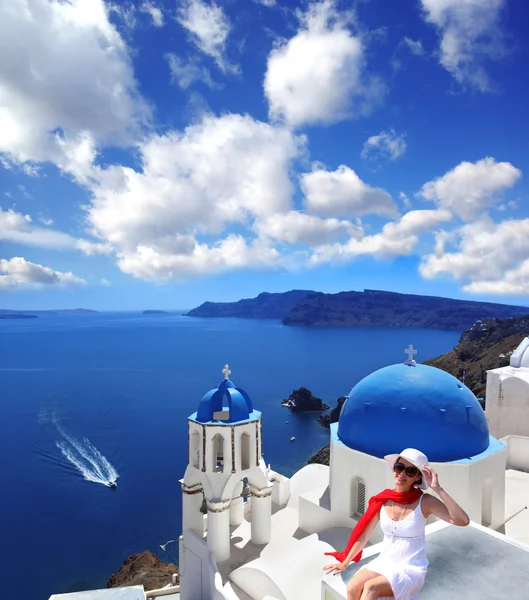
290, 436, 295, 442
107, 480, 117, 488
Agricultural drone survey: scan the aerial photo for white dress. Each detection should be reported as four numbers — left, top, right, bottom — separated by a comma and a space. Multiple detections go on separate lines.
359, 495, 428, 600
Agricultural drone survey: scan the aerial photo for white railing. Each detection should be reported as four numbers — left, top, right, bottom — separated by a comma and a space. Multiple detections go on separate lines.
145, 583, 180, 599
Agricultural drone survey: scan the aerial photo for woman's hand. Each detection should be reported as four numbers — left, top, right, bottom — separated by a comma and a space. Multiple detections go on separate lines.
422, 465, 442, 492
323, 562, 348, 576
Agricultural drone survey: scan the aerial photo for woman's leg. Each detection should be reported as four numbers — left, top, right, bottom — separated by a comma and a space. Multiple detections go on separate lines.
359, 574, 394, 600
346, 569, 380, 600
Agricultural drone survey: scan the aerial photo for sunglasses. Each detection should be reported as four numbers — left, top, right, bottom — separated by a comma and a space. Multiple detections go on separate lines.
393, 462, 420, 477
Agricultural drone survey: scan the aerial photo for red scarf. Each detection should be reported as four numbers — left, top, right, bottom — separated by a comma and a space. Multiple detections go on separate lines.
325, 488, 423, 563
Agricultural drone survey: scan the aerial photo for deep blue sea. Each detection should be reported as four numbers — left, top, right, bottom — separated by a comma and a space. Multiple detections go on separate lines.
0, 313, 460, 599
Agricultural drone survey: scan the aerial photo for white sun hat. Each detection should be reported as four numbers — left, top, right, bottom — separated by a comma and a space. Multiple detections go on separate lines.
384, 448, 429, 490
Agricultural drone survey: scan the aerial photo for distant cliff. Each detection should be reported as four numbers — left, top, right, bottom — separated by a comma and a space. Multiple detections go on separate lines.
283, 289, 529, 330
185, 290, 316, 319
425, 315, 529, 401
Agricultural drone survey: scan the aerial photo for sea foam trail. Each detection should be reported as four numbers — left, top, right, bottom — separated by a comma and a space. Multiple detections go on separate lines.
53, 418, 118, 486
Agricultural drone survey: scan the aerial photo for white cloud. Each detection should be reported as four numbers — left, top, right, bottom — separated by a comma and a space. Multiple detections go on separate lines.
0, 257, 86, 290
310, 209, 453, 264
254, 211, 362, 246
399, 192, 412, 208
254, 0, 276, 6
85, 114, 305, 280
301, 165, 398, 218
117, 236, 281, 281
0, 207, 110, 255
176, 0, 234, 73
100, 278, 112, 286
420, 0, 507, 91
38, 215, 54, 226
361, 129, 407, 161
166, 54, 219, 89
264, 0, 384, 127
419, 157, 521, 221
402, 37, 425, 56
420, 217, 529, 295
22, 164, 41, 177
141, 2, 164, 27
0, 0, 149, 174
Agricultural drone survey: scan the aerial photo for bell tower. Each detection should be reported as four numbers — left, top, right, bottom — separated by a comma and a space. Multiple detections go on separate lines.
180, 364, 272, 574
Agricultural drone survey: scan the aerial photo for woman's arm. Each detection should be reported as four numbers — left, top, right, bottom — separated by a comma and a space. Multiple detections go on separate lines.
323, 512, 380, 575
422, 466, 470, 527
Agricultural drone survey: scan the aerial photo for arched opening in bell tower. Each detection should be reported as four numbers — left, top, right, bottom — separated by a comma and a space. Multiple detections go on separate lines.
212, 433, 225, 473
241, 432, 251, 470
190, 431, 200, 469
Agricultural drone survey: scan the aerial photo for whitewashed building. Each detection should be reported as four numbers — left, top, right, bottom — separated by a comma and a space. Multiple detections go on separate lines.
486, 336, 529, 439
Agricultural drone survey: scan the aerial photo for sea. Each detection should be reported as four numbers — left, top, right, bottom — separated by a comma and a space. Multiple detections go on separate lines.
0, 312, 460, 600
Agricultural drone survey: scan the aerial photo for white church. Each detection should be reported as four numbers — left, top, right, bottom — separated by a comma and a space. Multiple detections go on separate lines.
51, 341, 529, 600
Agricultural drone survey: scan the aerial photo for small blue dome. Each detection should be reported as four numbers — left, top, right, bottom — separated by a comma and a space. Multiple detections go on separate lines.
337, 363, 489, 461
195, 378, 254, 423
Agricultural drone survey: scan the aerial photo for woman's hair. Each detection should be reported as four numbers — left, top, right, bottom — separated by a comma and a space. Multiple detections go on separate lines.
396, 455, 423, 488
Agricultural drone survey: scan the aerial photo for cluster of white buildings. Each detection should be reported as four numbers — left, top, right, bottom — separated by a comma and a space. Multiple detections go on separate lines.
51, 340, 529, 600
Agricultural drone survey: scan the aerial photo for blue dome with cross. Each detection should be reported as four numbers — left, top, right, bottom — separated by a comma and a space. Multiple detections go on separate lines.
192, 364, 258, 424
337, 347, 490, 461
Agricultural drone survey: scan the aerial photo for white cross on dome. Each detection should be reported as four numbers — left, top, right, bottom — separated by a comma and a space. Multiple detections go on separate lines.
404, 344, 417, 365
222, 364, 231, 380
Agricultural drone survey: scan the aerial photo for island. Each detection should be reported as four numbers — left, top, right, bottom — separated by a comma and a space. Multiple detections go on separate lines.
281, 387, 330, 412
142, 310, 168, 315
184, 289, 529, 331
0, 313, 37, 319
185, 290, 316, 319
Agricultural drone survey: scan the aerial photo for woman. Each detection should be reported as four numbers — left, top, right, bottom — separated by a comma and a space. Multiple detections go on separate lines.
323, 448, 469, 600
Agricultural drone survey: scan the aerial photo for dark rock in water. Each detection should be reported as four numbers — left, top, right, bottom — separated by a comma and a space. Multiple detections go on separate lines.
185, 289, 317, 319
308, 444, 330, 466
281, 386, 330, 412
282, 289, 529, 330
107, 550, 178, 591
142, 310, 168, 315
317, 396, 347, 428
426, 314, 529, 403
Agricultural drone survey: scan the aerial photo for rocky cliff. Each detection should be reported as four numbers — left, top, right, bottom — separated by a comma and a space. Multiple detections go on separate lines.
107, 550, 178, 591
425, 315, 529, 401
185, 290, 316, 319
283, 289, 529, 330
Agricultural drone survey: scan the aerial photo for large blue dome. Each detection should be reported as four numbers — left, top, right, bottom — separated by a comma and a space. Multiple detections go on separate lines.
337, 363, 489, 461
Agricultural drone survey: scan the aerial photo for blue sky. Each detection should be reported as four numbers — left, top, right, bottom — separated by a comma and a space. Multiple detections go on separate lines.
1, 0, 528, 310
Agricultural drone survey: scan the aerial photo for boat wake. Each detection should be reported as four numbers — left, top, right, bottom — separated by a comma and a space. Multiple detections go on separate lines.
43, 409, 119, 487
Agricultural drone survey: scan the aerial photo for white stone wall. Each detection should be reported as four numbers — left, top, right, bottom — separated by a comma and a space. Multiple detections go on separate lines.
500, 435, 529, 471
179, 531, 228, 600
486, 368, 529, 439
328, 443, 506, 540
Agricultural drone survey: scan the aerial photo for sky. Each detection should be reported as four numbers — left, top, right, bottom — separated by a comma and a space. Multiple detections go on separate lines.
1, 0, 529, 311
